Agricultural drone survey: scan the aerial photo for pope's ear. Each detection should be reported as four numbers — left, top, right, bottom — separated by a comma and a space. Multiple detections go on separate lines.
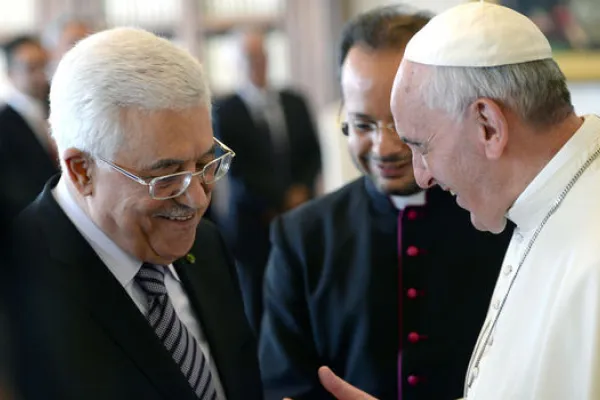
470, 98, 508, 160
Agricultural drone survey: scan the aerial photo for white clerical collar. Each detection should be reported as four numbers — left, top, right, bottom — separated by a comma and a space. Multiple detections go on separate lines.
52, 177, 180, 285
390, 190, 427, 210
507, 114, 600, 232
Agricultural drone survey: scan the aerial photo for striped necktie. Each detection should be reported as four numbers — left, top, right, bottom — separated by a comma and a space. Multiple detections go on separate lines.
136, 263, 218, 400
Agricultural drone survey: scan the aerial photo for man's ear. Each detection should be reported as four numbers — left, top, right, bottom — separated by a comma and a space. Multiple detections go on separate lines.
63, 149, 95, 196
470, 98, 509, 160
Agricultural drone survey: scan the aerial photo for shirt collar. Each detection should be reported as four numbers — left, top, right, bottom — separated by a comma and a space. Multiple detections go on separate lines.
4, 85, 46, 123
52, 177, 180, 286
390, 191, 427, 210
238, 83, 276, 107
363, 176, 427, 215
507, 114, 600, 232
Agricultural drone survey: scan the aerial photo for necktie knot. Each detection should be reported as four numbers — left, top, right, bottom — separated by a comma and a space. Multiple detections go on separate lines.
136, 263, 168, 297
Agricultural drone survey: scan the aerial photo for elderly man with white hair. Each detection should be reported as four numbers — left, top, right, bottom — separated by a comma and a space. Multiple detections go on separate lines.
7, 27, 262, 400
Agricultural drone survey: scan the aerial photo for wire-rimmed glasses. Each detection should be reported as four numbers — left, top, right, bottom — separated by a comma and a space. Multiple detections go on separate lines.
97, 138, 235, 200
341, 119, 397, 136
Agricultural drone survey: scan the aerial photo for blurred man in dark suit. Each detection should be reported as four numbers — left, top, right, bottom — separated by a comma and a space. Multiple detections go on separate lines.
0, 35, 57, 216
8, 27, 261, 400
259, 6, 512, 400
0, 206, 13, 399
212, 28, 321, 332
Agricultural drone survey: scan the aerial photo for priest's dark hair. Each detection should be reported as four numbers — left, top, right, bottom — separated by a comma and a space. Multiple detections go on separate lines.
338, 5, 432, 71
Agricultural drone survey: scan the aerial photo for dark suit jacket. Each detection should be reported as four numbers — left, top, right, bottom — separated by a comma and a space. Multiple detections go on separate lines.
0, 194, 10, 394
259, 177, 513, 400
212, 89, 321, 332
0, 104, 58, 216
7, 176, 262, 400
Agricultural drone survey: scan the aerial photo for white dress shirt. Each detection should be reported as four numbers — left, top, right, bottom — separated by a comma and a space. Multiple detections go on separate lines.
52, 178, 227, 399
238, 83, 289, 153
465, 114, 600, 400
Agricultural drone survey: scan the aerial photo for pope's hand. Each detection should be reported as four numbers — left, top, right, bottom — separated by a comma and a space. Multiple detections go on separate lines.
284, 366, 378, 400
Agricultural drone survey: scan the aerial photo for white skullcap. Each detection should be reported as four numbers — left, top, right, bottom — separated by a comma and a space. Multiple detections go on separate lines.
404, 1, 553, 67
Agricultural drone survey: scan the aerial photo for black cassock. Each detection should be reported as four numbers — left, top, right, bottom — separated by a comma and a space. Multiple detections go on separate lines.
260, 177, 513, 400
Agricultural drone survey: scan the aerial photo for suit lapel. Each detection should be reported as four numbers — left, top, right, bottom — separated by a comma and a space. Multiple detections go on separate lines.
175, 222, 252, 399
33, 178, 197, 400
5, 105, 58, 175
234, 94, 275, 157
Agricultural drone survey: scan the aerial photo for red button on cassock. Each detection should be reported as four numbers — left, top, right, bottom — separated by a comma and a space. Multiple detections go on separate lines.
408, 332, 421, 343
406, 246, 419, 257
407, 288, 418, 299
407, 375, 420, 386
407, 210, 418, 220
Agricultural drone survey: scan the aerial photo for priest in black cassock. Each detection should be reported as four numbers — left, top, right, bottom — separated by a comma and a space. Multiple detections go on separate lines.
258, 6, 513, 400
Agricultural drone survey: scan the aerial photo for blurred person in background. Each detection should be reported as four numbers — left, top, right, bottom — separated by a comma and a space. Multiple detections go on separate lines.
0, 35, 57, 216
8, 27, 261, 400
43, 14, 96, 79
212, 27, 321, 333
259, 6, 512, 400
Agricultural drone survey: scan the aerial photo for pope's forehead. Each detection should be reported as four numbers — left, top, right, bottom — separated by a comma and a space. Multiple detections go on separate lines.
393, 61, 426, 96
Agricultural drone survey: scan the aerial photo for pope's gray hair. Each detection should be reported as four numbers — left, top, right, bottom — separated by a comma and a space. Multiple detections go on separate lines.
419, 59, 574, 127
49, 27, 211, 160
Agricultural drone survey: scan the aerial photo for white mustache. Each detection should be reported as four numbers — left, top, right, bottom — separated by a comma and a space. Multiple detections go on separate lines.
155, 207, 197, 218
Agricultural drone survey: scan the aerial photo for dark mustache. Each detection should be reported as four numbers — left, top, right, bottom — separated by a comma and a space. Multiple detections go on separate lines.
367, 154, 412, 163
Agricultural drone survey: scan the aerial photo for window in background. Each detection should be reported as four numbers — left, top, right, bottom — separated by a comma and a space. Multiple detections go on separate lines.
100, 0, 289, 95
202, 0, 289, 95
203, 0, 283, 16
0, 0, 36, 94
205, 29, 289, 95
0, 0, 35, 34
104, 0, 179, 31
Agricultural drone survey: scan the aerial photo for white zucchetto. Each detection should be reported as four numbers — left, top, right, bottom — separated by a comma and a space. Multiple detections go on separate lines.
404, 1, 553, 67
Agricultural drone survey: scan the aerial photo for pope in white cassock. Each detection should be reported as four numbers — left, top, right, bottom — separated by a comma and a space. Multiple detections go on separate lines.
297, 1, 600, 400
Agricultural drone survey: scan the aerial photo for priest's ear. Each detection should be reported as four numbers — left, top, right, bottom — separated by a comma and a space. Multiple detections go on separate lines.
470, 98, 509, 160
63, 149, 95, 196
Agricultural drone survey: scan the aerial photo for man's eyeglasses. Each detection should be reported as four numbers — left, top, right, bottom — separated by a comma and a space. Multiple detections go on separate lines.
341, 119, 397, 136
97, 138, 235, 200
